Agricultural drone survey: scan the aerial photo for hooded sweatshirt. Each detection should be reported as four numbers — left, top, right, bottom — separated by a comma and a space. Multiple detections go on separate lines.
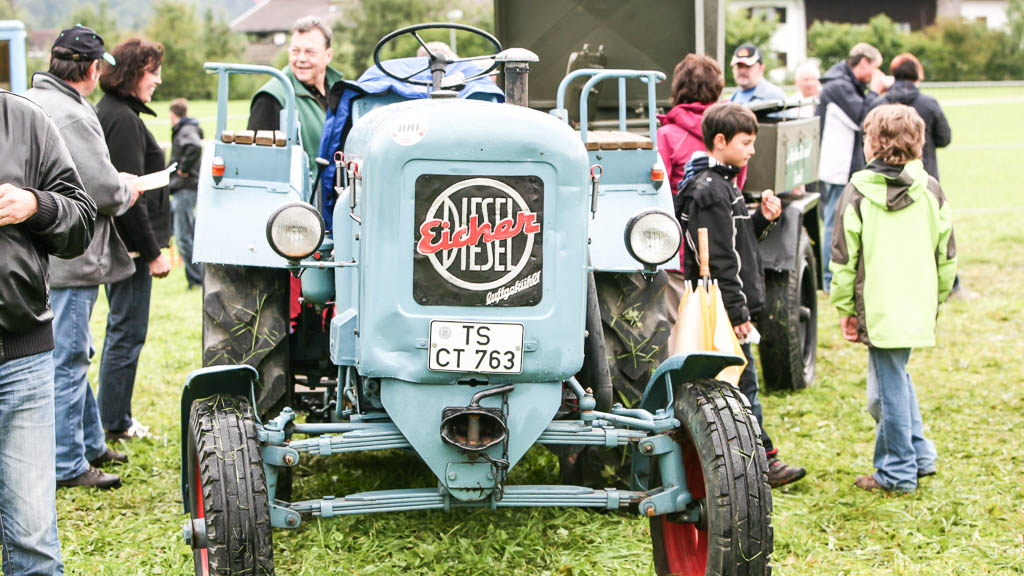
25, 72, 135, 288
873, 80, 951, 180
657, 102, 748, 192
658, 103, 748, 272
829, 159, 956, 348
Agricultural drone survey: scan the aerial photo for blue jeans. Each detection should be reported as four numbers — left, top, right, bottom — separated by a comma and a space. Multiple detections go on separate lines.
51, 287, 108, 481
98, 257, 152, 432
0, 352, 64, 575
171, 188, 203, 287
821, 182, 845, 292
739, 343, 775, 456
867, 347, 937, 492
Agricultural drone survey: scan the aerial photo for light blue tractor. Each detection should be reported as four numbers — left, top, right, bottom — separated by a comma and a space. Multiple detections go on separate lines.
181, 23, 773, 576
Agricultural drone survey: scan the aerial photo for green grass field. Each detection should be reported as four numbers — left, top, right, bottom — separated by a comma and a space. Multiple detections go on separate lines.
57, 87, 1024, 575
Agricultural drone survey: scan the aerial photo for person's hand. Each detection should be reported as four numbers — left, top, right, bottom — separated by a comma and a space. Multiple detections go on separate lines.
792, 184, 806, 196
118, 172, 141, 206
840, 316, 859, 342
760, 189, 782, 221
176, 169, 189, 179
148, 252, 172, 278
733, 321, 754, 340
869, 69, 889, 94
0, 183, 39, 226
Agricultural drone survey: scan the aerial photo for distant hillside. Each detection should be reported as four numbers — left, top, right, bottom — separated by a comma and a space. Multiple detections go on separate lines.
16, 0, 255, 29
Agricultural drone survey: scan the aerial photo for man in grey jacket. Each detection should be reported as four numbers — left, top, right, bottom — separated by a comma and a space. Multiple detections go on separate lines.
26, 25, 140, 490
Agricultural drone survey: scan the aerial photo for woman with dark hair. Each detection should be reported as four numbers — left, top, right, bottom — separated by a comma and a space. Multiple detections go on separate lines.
96, 37, 170, 441
657, 54, 726, 192
875, 53, 950, 180
657, 54, 743, 321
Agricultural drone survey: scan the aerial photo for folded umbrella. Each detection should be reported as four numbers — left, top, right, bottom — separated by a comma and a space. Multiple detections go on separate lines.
667, 227, 746, 385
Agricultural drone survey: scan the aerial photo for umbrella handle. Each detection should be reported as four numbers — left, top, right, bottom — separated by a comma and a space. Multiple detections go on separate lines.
698, 227, 710, 279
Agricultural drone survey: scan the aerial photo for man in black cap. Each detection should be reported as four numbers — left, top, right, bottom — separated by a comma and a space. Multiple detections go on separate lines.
26, 25, 139, 491
729, 42, 786, 104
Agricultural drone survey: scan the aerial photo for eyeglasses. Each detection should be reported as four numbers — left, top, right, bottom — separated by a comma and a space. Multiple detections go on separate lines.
289, 48, 325, 59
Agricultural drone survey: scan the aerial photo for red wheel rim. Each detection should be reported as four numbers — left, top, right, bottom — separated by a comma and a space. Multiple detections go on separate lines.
660, 434, 707, 575
194, 455, 210, 576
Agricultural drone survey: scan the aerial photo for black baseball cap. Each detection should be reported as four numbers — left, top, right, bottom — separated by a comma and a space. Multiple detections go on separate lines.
731, 43, 762, 66
51, 25, 116, 66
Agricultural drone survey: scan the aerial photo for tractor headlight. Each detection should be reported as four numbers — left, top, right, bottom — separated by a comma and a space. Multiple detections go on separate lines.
624, 209, 682, 267
266, 202, 325, 260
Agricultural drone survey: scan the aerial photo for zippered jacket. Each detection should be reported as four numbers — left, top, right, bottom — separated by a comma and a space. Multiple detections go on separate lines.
817, 61, 879, 184
25, 72, 135, 288
169, 116, 204, 193
829, 159, 957, 348
97, 92, 171, 262
0, 90, 96, 361
677, 157, 774, 326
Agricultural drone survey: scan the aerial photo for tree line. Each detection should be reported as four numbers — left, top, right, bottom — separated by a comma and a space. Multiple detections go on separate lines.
5, 0, 1021, 103
729, 2, 1024, 82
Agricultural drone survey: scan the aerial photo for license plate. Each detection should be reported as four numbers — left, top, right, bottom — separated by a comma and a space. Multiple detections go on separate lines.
428, 321, 524, 374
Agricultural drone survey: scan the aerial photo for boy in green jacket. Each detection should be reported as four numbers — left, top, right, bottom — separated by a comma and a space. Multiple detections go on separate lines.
830, 104, 957, 492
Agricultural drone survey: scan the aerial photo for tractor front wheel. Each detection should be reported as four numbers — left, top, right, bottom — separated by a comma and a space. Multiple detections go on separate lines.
650, 379, 773, 576
187, 395, 274, 576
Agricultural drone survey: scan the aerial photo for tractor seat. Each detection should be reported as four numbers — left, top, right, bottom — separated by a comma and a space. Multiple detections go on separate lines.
580, 130, 653, 151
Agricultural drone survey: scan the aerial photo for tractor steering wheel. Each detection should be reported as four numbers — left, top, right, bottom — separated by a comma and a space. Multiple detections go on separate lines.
372, 22, 502, 89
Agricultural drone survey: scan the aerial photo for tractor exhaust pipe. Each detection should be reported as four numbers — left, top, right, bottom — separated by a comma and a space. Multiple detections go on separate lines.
440, 384, 514, 451
496, 49, 539, 107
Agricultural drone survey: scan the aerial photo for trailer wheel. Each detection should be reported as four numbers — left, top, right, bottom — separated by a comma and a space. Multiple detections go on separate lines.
760, 230, 817, 391
187, 395, 274, 576
650, 379, 773, 576
203, 264, 291, 418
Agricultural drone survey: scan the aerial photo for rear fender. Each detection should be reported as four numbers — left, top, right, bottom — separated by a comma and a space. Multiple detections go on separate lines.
758, 192, 821, 284
638, 352, 746, 414
179, 364, 259, 513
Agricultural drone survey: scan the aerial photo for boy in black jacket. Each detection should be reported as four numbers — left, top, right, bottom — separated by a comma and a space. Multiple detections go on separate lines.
676, 102, 806, 487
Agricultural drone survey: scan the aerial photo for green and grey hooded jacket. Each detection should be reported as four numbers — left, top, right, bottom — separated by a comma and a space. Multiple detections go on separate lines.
829, 159, 957, 348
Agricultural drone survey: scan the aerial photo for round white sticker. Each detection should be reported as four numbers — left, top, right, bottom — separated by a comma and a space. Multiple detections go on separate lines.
391, 117, 427, 146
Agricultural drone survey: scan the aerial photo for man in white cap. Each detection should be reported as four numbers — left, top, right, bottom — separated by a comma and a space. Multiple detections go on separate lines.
729, 42, 786, 104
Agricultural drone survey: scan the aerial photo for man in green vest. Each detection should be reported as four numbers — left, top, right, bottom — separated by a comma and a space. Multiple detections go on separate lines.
248, 15, 344, 179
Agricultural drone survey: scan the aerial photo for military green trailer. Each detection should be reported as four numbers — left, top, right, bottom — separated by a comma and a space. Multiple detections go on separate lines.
493, 0, 821, 391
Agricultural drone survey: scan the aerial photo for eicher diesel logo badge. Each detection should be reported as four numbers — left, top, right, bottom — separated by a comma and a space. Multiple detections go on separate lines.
413, 175, 544, 307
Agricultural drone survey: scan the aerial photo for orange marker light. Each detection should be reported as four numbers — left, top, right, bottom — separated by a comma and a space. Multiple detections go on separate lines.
650, 166, 666, 182
211, 157, 225, 178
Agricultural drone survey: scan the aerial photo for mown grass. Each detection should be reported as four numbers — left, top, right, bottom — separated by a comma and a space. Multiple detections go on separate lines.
56, 87, 1024, 575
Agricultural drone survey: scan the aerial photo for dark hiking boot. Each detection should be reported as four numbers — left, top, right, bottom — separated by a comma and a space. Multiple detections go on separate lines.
767, 456, 806, 488
918, 467, 937, 478
89, 447, 128, 467
57, 467, 122, 490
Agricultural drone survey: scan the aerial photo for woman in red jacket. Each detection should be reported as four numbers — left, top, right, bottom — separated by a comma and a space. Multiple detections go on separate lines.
657, 54, 746, 321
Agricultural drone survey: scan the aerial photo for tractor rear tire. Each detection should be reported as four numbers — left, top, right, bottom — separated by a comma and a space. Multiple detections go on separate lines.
595, 270, 672, 407
187, 395, 274, 576
558, 271, 671, 488
650, 378, 773, 576
203, 264, 291, 419
759, 230, 817, 391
